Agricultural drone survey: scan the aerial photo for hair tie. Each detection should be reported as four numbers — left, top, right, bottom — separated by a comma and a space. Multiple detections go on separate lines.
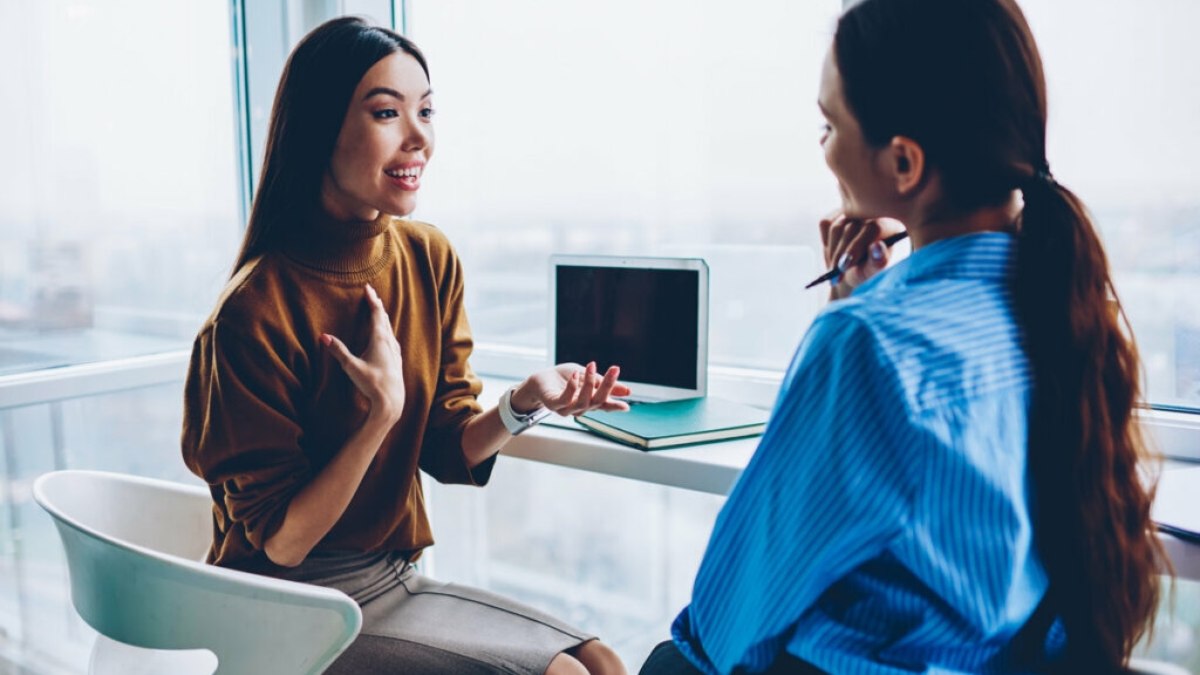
1033, 162, 1056, 186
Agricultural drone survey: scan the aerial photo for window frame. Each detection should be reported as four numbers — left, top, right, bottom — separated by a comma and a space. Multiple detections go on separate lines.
2, 352, 1198, 462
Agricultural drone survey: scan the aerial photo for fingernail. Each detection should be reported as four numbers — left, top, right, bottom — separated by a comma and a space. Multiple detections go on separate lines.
836, 252, 852, 270
870, 241, 885, 264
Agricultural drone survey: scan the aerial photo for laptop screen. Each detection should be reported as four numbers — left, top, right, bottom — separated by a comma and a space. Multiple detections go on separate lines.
551, 256, 708, 401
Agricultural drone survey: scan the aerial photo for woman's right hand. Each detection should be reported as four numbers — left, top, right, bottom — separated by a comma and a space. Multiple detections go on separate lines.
321, 284, 406, 426
819, 212, 905, 300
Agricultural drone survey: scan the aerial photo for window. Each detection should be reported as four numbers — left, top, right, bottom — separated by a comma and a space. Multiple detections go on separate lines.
0, 1, 242, 670
408, 0, 1200, 415
425, 461, 726, 664
0, 2, 242, 374
1021, 0, 1200, 412
408, 0, 842, 377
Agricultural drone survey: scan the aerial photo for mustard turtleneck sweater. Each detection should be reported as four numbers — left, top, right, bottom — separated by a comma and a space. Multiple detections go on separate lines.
181, 213, 490, 575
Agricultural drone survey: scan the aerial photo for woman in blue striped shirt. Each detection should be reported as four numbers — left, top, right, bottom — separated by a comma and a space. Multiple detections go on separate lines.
640, 0, 1166, 673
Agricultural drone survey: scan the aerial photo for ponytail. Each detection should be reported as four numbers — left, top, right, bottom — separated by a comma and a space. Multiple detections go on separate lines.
1014, 170, 1165, 672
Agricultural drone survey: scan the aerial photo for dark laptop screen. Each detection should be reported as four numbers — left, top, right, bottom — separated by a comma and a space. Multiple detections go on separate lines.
554, 265, 699, 390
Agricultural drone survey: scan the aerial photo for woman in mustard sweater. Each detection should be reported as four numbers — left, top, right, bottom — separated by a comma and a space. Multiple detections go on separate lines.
182, 16, 628, 675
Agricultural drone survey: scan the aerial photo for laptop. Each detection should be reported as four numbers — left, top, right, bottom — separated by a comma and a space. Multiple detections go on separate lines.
549, 255, 709, 402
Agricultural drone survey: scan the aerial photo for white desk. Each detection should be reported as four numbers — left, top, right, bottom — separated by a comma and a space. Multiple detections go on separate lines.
1153, 465, 1200, 579
480, 377, 756, 496
504, 420, 755, 496
483, 378, 1200, 578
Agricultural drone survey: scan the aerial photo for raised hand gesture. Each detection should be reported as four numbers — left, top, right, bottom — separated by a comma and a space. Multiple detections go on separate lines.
511, 362, 632, 417
320, 284, 406, 426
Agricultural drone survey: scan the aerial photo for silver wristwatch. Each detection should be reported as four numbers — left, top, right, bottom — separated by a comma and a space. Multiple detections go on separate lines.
499, 387, 552, 436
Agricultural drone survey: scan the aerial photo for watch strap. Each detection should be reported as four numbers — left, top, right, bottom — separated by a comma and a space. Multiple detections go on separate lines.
499, 387, 551, 435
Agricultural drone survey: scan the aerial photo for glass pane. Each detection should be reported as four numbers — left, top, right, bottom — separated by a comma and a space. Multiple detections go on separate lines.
424, 460, 725, 667
1022, 0, 1200, 410
407, 0, 843, 371
0, 1, 241, 376
0, 380, 197, 673
409, 0, 1200, 409
1138, 578, 1200, 670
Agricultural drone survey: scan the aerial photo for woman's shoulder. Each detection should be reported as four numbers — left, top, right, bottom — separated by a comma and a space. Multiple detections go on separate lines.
199, 254, 293, 335
808, 296, 895, 349
800, 300, 912, 393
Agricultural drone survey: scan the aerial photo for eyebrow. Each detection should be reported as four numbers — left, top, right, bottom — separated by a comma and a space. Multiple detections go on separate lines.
362, 87, 434, 102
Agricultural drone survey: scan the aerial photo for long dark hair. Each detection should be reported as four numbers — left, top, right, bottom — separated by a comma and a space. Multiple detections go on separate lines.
232, 16, 428, 275
835, 0, 1164, 671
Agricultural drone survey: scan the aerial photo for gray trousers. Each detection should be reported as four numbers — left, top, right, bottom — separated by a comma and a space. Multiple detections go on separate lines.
276, 550, 594, 674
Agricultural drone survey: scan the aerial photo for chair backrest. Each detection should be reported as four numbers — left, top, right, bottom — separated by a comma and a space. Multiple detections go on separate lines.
36, 469, 213, 560
34, 469, 362, 675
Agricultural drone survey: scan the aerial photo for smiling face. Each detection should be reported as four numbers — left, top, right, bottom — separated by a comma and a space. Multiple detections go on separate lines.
320, 51, 434, 222
817, 47, 895, 220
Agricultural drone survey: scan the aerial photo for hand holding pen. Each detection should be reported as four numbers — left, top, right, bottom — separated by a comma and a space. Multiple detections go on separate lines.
810, 214, 908, 299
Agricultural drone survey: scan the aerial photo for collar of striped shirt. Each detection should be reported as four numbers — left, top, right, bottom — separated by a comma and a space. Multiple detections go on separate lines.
857, 230, 1017, 296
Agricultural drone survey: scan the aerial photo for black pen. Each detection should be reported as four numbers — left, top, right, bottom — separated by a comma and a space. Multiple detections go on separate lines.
804, 230, 909, 289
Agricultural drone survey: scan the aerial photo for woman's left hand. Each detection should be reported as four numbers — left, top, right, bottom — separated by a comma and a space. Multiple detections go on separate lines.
512, 362, 632, 417
820, 213, 905, 300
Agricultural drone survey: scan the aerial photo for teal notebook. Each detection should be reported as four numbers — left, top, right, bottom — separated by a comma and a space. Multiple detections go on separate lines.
575, 397, 769, 450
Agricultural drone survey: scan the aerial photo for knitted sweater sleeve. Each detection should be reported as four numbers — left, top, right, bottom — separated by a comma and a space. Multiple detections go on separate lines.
182, 318, 312, 554
417, 245, 492, 485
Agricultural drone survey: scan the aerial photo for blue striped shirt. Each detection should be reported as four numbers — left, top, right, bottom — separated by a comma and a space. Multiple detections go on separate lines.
672, 232, 1058, 674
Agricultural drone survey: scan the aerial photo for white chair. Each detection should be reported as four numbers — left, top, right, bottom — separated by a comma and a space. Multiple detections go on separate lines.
33, 469, 362, 675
